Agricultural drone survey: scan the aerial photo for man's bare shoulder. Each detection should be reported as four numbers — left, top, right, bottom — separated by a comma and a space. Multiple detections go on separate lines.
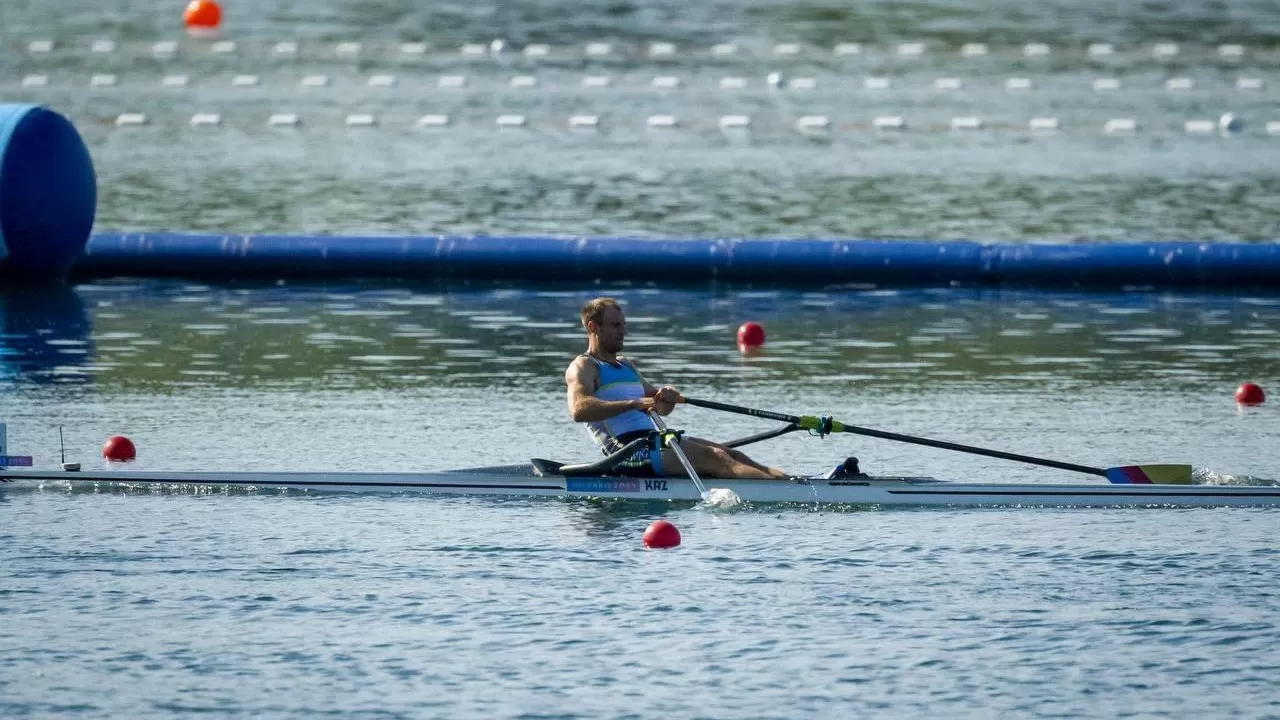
565, 354, 595, 380
618, 356, 647, 375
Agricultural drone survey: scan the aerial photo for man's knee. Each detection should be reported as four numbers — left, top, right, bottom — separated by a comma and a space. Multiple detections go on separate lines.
691, 444, 734, 470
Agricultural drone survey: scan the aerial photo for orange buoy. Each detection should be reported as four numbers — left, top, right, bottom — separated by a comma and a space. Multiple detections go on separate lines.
102, 435, 137, 462
1235, 383, 1265, 406
183, 0, 222, 30
642, 520, 681, 548
736, 322, 765, 349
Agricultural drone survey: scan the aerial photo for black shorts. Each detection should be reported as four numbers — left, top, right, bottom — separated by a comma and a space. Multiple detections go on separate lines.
604, 430, 665, 478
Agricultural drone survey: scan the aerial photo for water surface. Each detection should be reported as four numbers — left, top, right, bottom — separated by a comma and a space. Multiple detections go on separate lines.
4, 0, 1280, 716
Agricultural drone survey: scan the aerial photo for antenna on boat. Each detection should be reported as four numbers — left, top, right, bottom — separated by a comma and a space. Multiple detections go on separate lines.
59, 426, 80, 472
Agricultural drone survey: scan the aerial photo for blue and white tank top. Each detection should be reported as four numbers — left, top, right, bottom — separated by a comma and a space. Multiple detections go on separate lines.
583, 354, 655, 451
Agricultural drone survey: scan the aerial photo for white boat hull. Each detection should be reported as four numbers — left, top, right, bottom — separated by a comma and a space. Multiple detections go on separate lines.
3, 465, 1279, 507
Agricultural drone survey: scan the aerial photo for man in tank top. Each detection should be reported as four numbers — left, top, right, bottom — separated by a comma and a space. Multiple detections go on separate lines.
564, 296, 789, 479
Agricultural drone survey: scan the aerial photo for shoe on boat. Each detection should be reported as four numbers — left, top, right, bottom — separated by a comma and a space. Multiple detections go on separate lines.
821, 457, 862, 479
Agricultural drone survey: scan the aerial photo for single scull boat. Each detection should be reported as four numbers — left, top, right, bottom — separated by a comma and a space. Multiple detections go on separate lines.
3, 464, 1279, 506
2, 401, 1274, 507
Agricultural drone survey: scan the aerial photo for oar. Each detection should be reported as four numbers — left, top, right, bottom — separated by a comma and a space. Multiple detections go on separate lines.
648, 410, 712, 500
679, 397, 1193, 485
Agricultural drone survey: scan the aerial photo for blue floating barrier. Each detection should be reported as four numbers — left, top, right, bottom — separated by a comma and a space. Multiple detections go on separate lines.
76, 232, 1279, 289
77, 233, 988, 286
987, 242, 1280, 288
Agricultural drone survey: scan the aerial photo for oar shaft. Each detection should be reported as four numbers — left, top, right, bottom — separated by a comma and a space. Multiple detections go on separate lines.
681, 396, 1106, 478
649, 410, 707, 495
834, 423, 1104, 477
682, 397, 801, 425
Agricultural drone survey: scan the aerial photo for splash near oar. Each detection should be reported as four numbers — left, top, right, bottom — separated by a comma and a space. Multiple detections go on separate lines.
678, 397, 1194, 485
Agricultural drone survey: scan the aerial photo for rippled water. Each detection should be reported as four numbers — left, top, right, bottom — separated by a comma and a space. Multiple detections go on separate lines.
6, 491, 1280, 718
3, 0, 1280, 240
2, 281, 1279, 717
4, 0, 1280, 716
2, 280, 1277, 476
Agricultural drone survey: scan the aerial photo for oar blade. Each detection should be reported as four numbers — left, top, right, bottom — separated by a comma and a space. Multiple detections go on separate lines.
1104, 464, 1195, 485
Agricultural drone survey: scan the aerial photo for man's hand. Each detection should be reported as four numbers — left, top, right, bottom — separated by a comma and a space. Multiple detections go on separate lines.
633, 393, 676, 416
652, 386, 679, 416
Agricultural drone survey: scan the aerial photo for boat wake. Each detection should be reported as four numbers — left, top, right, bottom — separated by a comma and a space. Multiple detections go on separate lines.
1195, 468, 1279, 487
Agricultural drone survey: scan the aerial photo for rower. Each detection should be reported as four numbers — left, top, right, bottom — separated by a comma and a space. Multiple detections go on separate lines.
564, 296, 790, 480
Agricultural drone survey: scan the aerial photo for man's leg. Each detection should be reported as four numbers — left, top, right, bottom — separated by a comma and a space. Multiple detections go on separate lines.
690, 438, 789, 479
661, 438, 786, 480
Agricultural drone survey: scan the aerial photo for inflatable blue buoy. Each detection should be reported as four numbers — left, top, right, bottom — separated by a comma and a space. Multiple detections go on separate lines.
0, 104, 97, 282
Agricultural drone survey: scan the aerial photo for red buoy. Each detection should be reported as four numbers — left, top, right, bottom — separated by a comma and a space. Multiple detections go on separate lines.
1235, 383, 1266, 406
643, 520, 681, 548
736, 322, 765, 349
183, 0, 222, 30
102, 435, 136, 462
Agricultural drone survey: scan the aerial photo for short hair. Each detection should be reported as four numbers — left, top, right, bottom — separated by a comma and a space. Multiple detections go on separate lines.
580, 296, 622, 330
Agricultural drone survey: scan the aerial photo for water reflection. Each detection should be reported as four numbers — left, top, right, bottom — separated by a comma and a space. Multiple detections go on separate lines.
0, 286, 93, 384
563, 500, 698, 537
1, 280, 1276, 394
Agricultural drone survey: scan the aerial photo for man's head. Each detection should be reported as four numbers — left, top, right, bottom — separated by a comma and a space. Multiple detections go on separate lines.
581, 296, 626, 353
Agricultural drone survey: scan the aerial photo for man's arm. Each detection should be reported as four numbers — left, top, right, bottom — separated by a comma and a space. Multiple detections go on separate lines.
566, 356, 659, 422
